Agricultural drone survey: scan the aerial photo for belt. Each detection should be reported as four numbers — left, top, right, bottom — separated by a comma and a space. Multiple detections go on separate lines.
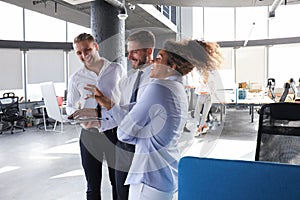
81, 128, 104, 135
117, 140, 135, 152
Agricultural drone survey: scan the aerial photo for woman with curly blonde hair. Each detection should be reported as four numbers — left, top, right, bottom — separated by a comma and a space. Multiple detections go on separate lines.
76, 39, 223, 200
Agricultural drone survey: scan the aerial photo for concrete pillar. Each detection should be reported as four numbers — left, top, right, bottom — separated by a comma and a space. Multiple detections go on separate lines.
91, 0, 126, 66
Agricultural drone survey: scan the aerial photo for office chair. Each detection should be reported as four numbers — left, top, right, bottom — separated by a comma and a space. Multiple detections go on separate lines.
0, 96, 26, 134
32, 107, 55, 130
40, 82, 69, 132
178, 157, 300, 200
255, 103, 300, 164
289, 78, 298, 100
3, 92, 16, 98
267, 78, 276, 100
279, 82, 290, 102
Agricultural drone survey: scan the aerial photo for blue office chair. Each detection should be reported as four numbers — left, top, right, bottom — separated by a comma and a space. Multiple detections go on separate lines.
178, 156, 300, 200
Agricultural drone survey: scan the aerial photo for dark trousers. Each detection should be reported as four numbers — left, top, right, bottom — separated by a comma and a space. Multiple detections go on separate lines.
115, 140, 135, 200
80, 127, 118, 200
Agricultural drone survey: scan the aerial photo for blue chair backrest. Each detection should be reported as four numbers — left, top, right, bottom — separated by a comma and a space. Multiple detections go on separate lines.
178, 156, 300, 200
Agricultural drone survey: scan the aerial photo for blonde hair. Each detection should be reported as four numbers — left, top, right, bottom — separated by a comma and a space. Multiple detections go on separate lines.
163, 39, 223, 77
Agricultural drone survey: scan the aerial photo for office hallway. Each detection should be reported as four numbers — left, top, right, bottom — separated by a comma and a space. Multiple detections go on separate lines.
0, 107, 260, 200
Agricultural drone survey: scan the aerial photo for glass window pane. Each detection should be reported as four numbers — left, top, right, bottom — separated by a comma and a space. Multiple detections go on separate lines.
67, 22, 91, 43
27, 50, 65, 84
68, 50, 84, 77
163, 6, 170, 18
236, 46, 266, 85
0, 49, 23, 90
219, 48, 235, 90
220, 48, 233, 70
236, 6, 268, 40
0, 1, 23, 40
171, 6, 176, 24
269, 4, 300, 38
269, 44, 300, 88
27, 82, 66, 101
204, 7, 234, 41
193, 7, 203, 40
25, 9, 66, 42
26, 50, 65, 101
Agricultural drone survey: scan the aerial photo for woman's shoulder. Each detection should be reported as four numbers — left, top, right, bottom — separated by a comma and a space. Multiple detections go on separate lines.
146, 79, 184, 94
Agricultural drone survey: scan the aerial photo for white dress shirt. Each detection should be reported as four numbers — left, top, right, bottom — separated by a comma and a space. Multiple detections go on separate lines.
99, 64, 152, 131
66, 57, 126, 117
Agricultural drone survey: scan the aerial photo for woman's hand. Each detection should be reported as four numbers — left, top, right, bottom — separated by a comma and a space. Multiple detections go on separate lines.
84, 84, 115, 110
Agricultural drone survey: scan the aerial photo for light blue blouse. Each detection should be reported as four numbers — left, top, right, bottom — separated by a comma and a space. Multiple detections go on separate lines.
109, 75, 188, 192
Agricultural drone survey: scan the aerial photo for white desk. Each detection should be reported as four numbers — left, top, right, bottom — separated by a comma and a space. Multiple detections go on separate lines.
226, 96, 275, 123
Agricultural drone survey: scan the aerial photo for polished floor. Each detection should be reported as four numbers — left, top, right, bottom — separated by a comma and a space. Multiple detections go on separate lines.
0, 107, 259, 200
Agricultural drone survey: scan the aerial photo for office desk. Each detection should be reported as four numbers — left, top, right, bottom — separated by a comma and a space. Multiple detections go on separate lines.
228, 96, 275, 122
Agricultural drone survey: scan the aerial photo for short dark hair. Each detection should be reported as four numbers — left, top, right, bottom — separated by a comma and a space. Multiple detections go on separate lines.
127, 30, 155, 49
74, 33, 95, 44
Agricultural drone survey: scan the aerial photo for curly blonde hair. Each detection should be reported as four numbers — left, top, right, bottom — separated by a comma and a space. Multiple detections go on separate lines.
163, 39, 223, 78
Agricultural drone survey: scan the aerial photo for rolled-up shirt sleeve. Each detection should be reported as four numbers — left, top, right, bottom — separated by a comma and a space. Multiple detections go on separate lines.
66, 75, 80, 115
98, 63, 126, 131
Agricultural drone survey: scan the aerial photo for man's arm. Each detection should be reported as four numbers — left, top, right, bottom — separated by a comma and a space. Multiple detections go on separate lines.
66, 74, 81, 115
97, 62, 126, 131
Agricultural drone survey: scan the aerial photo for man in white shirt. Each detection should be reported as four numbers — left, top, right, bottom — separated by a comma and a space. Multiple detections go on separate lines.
66, 33, 125, 200
70, 30, 155, 200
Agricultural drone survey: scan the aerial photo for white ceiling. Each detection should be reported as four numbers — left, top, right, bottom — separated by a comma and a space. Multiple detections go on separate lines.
2, 0, 300, 31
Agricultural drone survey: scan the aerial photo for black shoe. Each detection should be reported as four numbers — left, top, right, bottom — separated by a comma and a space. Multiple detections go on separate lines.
184, 126, 191, 132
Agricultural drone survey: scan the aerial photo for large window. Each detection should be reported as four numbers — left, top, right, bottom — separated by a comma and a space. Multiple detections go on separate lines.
269, 4, 300, 39
67, 22, 91, 43
0, 49, 23, 90
236, 46, 266, 85
27, 50, 65, 84
0, 1, 23, 40
269, 44, 300, 87
68, 50, 84, 77
0, 49, 24, 99
192, 7, 204, 40
218, 48, 235, 89
25, 9, 66, 42
26, 50, 65, 101
204, 7, 235, 41
236, 6, 268, 40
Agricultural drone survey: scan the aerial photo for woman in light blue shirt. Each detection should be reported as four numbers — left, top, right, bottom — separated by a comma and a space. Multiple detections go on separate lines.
84, 39, 223, 200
